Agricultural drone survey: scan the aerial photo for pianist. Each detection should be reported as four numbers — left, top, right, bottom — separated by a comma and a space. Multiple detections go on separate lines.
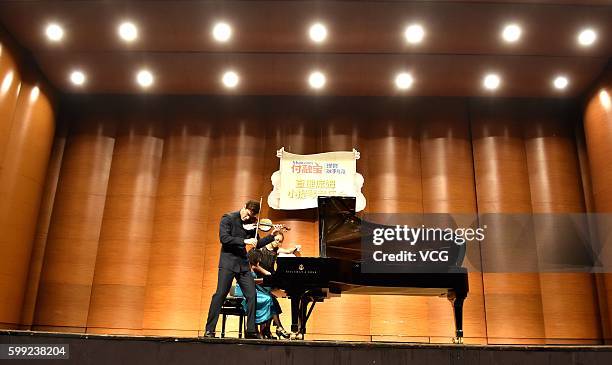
204, 200, 279, 339
248, 232, 296, 339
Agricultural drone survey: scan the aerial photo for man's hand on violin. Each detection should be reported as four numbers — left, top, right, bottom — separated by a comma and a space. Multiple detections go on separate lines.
244, 238, 257, 247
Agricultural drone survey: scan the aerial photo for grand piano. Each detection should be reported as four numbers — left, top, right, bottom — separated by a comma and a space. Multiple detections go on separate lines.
263, 196, 469, 343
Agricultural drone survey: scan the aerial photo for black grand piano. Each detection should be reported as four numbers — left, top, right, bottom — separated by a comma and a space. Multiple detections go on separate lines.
263, 196, 469, 342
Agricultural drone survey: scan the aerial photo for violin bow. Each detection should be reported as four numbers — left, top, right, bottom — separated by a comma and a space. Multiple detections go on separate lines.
254, 196, 263, 240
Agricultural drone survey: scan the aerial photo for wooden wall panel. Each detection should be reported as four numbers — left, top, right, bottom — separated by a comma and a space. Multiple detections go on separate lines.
33, 106, 115, 331
0, 82, 55, 326
260, 101, 319, 336
0, 80, 55, 328
19, 121, 67, 329
0, 40, 21, 328
583, 74, 612, 343
523, 102, 601, 344
420, 100, 487, 344
305, 101, 370, 341
143, 102, 213, 336
201, 99, 269, 335
421, 100, 475, 213
470, 100, 546, 344
0, 41, 21, 166
87, 105, 164, 334
364, 101, 428, 342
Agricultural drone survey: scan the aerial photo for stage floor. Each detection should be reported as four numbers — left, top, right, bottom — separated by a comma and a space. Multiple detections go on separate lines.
2, 330, 612, 364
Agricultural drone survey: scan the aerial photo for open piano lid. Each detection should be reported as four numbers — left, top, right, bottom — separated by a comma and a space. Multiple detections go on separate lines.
317, 196, 467, 269
318, 196, 363, 261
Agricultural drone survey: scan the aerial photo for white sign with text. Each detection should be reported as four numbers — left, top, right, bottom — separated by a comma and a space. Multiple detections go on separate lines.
268, 148, 366, 211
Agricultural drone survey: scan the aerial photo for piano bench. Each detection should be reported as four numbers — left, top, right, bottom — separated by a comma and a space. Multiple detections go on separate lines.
220, 295, 247, 338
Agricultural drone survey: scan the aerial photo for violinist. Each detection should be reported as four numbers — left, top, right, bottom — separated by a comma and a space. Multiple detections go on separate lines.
204, 200, 280, 339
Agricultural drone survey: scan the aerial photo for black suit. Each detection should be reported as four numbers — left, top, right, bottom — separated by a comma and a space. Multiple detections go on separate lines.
205, 211, 274, 335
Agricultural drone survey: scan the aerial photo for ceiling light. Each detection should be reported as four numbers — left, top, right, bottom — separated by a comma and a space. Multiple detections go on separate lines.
502, 24, 522, 43
45, 23, 64, 42
309, 23, 328, 43
553, 75, 569, 90
212, 22, 232, 42
118, 21, 138, 42
136, 69, 154, 88
483, 73, 501, 90
308, 71, 326, 89
404, 24, 425, 44
395, 72, 414, 90
222, 71, 239, 88
69, 70, 86, 86
578, 28, 597, 46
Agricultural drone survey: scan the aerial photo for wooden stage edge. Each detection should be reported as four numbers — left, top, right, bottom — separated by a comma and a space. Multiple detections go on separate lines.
2, 330, 612, 351
2, 330, 612, 365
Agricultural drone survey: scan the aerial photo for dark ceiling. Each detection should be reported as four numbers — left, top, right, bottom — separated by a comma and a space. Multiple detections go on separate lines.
0, 0, 610, 97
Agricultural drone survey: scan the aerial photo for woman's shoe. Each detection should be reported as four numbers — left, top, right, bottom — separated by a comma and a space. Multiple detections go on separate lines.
262, 330, 276, 339
276, 327, 290, 339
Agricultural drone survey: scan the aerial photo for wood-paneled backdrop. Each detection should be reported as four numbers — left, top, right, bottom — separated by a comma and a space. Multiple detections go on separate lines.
2, 32, 612, 343
0, 35, 56, 331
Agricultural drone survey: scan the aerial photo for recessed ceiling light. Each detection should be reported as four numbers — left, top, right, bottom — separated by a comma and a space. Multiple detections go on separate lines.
136, 69, 154, 88
404, 24, 425, 44
212, 22, 232, 42
309, 22, 328, 43
600, 89, 611, 110
1, 71, 14, 94
45, 23, 64, 42
118, 21, 138, 42
308, 71, 326, 89
222, 70, 239, 88
69, 70, 86, 86
395, 72, 414, 90
553, 75, 569, 90
577, 28, 597, 46
502, 24, 522, 43
483, 73, 501, 90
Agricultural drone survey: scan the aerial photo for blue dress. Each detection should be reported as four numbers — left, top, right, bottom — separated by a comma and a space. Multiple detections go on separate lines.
234, 272, 276, 324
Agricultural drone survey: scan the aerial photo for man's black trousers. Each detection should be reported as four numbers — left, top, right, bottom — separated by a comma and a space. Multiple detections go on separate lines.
205, 268, 257, 334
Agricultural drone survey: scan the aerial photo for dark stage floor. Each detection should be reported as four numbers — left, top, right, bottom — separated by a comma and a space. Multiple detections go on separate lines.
1, 330, 612, 365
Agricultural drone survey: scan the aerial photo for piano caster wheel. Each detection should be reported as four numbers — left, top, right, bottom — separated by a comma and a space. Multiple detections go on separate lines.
452, 337, 464, 344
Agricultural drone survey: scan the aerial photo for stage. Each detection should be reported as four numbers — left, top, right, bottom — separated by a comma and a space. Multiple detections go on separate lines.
1, 330, 612, 365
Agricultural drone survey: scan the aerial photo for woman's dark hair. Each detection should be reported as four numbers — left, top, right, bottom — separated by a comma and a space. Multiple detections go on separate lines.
248, 249, 262, 266
245, 200, 261, 214
273, 232, 284, 247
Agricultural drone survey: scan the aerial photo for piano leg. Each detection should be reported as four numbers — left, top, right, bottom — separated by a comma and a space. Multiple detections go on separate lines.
448, 290, 466, 344
290, 296, 300, 334
288, 290, 322, 340
292, 295, 309, 340
288, 293, 317, 340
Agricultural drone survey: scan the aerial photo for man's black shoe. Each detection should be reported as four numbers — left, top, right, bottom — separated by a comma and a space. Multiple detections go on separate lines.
245, 332, 260, 339
203, 331, 216, 338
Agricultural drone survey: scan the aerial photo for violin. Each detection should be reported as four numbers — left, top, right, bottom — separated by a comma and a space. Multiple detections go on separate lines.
258, 218, 291, 232
242, 218, 290, 235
